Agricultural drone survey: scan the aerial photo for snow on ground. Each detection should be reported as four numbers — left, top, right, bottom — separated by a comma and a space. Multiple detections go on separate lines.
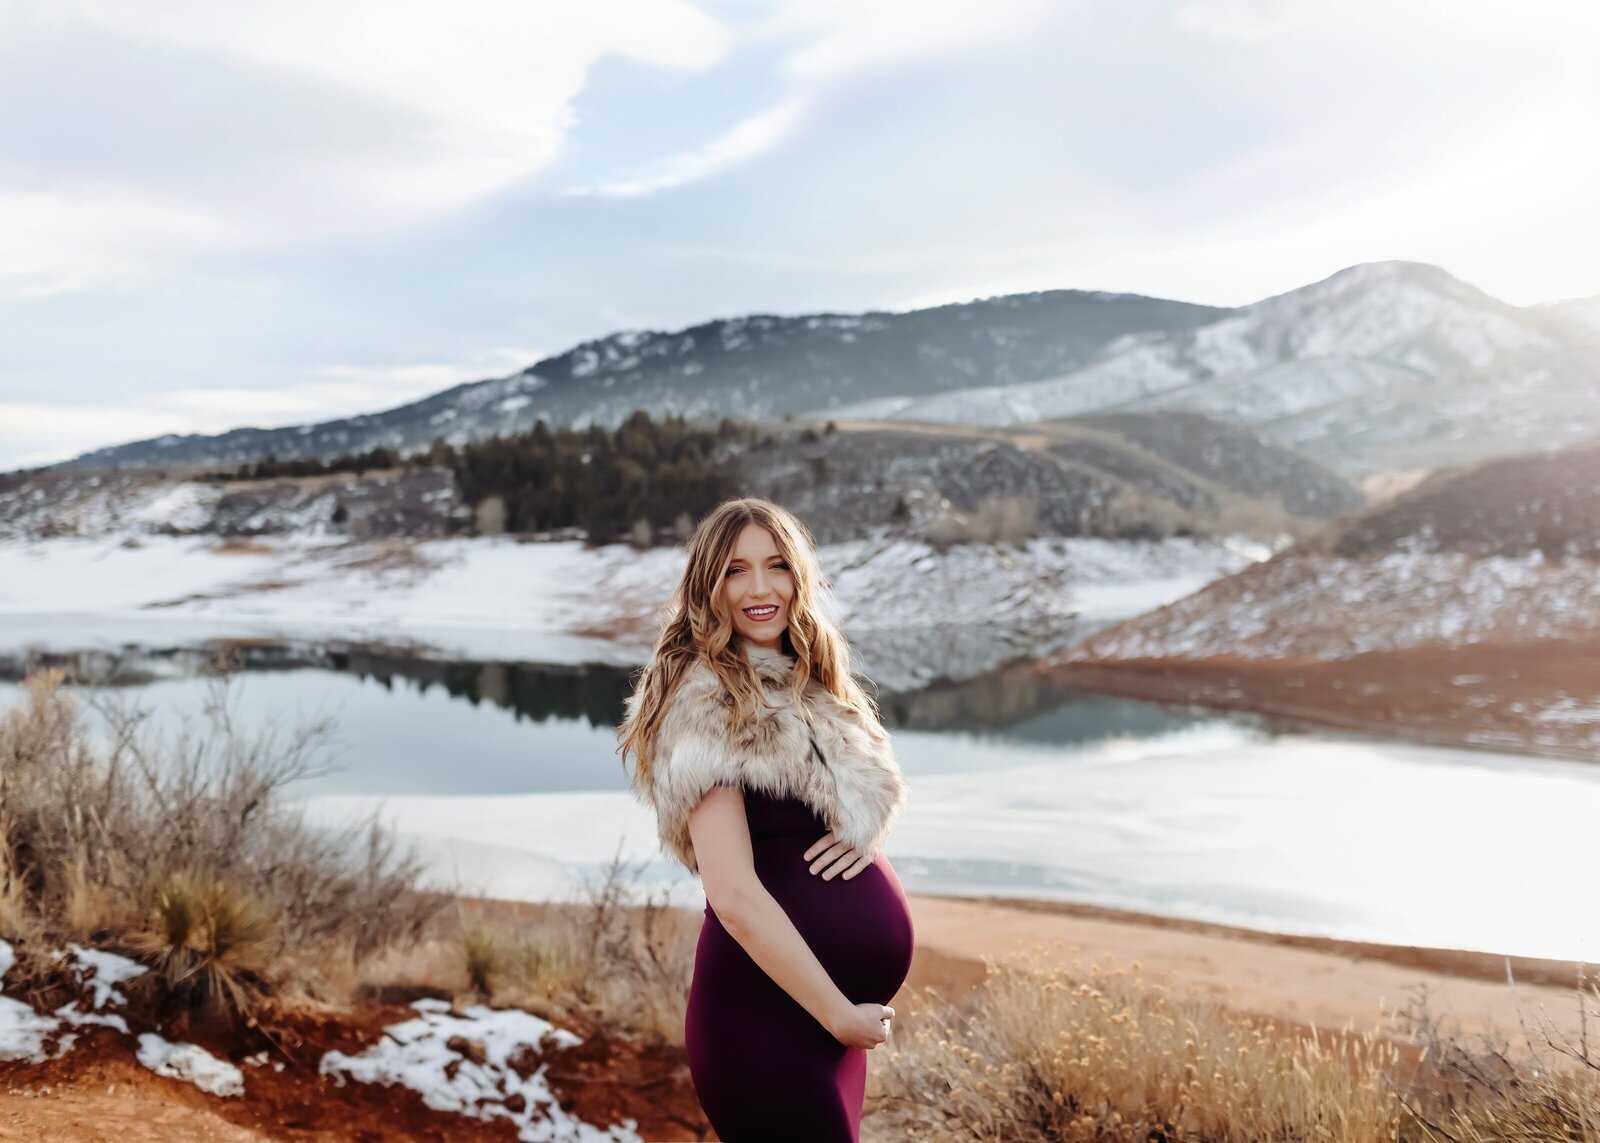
136, 1033, 245, 1098
320, 998, 641, 1143
0, 532, 1267, 685
0, 938, 62, 1063
0, 940, 150, 1064
0, 939, 237, 1097
0, 937, 631, 1136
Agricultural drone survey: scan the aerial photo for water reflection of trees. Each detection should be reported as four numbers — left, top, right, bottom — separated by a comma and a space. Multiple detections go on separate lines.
0, 642, 636, 730
4, 640, 1311, 742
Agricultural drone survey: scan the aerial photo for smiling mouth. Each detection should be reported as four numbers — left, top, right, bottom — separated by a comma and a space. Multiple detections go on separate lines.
743, 605, 779, 621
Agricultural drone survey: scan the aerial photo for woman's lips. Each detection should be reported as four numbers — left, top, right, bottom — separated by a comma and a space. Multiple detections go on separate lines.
743, 605, 779, 621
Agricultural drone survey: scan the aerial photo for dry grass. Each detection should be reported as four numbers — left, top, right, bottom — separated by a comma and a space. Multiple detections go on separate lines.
0, 664, 439, 1020
871, 946, 1408, 1141
869, 947, 1600, 1142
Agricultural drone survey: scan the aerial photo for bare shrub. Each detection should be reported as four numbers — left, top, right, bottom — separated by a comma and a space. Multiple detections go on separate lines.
355, 849, 696, 1043
1208, 492, 1320, 542
0, 665, 439, 1014
1394, 972, 1600, 1142
926, 495, 1041, 549
1097, 487, 1185, 540
564, 843, 697, 1044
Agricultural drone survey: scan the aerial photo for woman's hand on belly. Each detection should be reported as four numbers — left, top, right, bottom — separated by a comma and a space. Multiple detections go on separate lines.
803, 831, 873, 881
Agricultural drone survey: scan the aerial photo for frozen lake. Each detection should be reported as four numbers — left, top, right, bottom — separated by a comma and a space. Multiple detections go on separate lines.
3, 631, 1595, 962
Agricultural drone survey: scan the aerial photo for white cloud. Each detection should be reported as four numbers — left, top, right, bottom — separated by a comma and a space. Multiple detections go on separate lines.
311, 348, 543, 398
571, 98, 809, 197
0, 0, 730, 296
774, 0, 1056, 79
565, 0, 1058, 198
0, 400, 184, 470
0, 347, 541, 469
1172, 0, 1301, 44
0, 186, 233, 299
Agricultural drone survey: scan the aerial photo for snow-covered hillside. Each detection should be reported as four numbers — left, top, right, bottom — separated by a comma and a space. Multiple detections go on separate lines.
1065, 549, 1597, 663
1044, 438, 1600, 761
827, 262, 1600, 477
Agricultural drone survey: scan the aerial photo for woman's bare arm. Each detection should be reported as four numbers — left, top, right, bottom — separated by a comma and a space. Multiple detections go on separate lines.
689, 787, 854, 1037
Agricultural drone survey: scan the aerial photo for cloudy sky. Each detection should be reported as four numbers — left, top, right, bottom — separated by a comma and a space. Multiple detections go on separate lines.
3, 0, 1598, 469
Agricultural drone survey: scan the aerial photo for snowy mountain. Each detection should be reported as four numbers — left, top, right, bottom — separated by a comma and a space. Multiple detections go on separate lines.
58, 291, 1226, 471
50, 260, 1599, 481
827, 262, 1600, 477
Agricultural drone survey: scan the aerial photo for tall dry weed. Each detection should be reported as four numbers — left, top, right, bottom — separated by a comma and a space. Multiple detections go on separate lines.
562, 843, 696, 1043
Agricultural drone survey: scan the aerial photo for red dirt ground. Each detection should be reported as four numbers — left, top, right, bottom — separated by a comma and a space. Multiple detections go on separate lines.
1043, 636, 1600, 763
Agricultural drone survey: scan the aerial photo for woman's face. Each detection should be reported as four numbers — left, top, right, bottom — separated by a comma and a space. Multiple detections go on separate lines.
721, 522, 794, 652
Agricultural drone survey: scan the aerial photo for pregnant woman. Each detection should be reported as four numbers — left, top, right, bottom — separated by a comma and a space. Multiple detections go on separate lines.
616, 496, 914, 1142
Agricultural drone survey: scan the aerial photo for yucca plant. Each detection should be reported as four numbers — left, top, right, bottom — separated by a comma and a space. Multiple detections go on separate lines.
129, 870, 274, 1020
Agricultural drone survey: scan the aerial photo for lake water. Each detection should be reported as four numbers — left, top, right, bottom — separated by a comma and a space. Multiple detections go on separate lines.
3, 635, 1595, 962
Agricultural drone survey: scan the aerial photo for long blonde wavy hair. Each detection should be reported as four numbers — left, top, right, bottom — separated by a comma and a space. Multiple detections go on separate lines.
616, 497, 886, 792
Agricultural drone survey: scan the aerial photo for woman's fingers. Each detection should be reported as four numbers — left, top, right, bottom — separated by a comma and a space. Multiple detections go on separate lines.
820, 850, 856, 879
808, 841, 849, 873
803, 832, 835, 862
811, 844, 850, 876
840, 852, 873, 880
804, 834, 877, 879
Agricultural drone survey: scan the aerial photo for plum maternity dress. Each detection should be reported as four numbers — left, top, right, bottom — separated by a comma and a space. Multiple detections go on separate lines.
684, 785, 916, 1142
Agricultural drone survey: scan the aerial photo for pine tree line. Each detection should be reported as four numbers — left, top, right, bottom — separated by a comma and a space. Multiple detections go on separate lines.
205, 410, 748, 544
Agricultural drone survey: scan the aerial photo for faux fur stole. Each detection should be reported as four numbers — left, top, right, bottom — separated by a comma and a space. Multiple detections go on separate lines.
626, 641, 908, 876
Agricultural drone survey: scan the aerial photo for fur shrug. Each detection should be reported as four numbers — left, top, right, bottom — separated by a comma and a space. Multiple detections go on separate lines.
624, 641, 909, 876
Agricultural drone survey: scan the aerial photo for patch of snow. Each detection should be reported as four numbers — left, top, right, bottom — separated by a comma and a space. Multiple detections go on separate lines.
68, 944, 148, 1009
136, 1032, 245, 1097
320, 999, 640, 1142
125, 484, 223, 532
1537, 697, 1600, 726
0, 995, 62, 1062
0, 940, 146, 1061
54, 1002, 129, 1034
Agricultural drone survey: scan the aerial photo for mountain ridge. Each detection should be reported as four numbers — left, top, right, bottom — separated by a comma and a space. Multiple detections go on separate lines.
59, 288, 1229, 471
49, 260, 1600, 479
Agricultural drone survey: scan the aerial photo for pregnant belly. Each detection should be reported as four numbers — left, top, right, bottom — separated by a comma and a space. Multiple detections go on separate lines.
749, 841, 915, 1005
